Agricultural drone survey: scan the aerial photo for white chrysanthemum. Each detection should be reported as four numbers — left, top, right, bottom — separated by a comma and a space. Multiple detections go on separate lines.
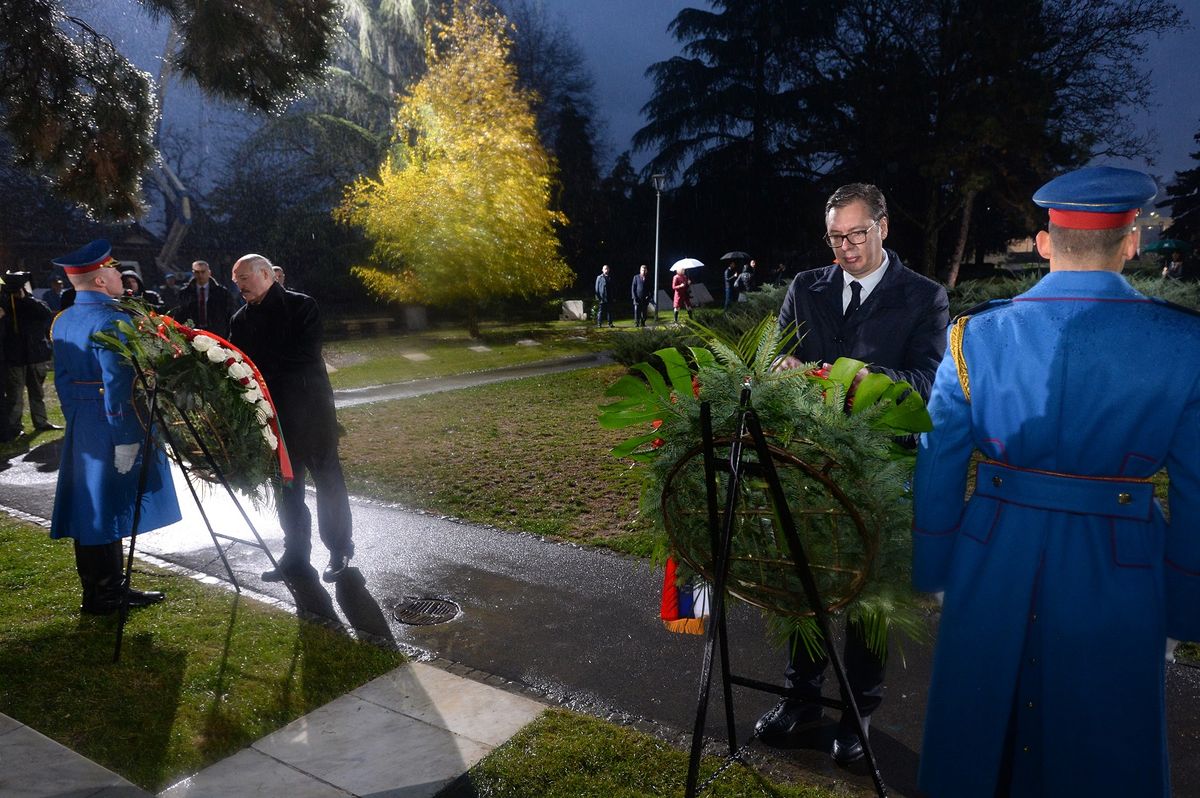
205, 346, 228, 363
256, 399, 275, 421
262, 425, 278, 450
191, 335, 217, 352
243, 385, 263, 403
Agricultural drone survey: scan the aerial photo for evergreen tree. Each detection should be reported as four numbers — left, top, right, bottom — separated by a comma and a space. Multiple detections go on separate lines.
634, 1, 830, 255
0, 0, 339, 219
637, 0, 1182, 280
1163, 124, 1200, 245
338, 0, 572, 337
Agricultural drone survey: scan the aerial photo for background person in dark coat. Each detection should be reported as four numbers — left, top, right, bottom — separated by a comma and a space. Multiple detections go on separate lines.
229, 254, 354, 584
594, 264, 614, 327
760, 183, 949, 763
0, 270, 59, 439
176, 260, 234, 338
120, 270, 164, 310
631, 264, 651, 327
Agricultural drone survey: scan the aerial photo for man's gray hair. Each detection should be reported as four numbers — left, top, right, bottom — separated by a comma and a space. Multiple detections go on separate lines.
235, 254, 275, 275
826, 183, 888, 221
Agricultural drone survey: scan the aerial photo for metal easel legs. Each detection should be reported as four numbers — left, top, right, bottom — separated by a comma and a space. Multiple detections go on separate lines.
682, 396, 888, 798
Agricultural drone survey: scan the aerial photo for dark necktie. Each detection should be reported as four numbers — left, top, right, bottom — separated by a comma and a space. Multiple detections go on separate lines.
198, 285, 208, 326
845, 280, 862, 320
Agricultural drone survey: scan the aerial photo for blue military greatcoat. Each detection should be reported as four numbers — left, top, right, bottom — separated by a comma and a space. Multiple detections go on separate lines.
51, 290, 180, 545
912, 270, 1200, 797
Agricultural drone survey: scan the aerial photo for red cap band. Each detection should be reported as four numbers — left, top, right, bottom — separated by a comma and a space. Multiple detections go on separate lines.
1048, 208, 1138, 230
63, 255, 117, 275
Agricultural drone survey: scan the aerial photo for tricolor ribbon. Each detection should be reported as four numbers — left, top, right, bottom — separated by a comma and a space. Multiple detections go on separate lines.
660, 556, 710, 635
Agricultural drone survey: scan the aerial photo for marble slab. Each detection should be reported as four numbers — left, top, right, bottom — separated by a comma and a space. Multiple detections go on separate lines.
354, 662, 545, 747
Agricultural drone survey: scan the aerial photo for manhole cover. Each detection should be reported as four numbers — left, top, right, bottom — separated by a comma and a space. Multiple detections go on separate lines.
392, 597, 460, 625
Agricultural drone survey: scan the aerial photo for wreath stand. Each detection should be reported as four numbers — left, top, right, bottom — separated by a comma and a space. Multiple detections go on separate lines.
114, 359, 282, 663
681, 386, 888, 798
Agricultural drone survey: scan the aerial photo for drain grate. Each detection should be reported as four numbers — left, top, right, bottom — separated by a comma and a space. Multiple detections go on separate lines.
392, 596, 460, 625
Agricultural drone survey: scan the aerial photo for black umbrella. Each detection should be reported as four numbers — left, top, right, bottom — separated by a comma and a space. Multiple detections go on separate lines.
721, 250, 751, 261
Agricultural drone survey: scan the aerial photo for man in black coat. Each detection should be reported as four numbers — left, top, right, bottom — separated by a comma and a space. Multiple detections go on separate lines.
631, 264, 651, 327
175, 260, 234, 338
594, 264, 614, 327
0, 270, 59, 439
229, 254, 354, 583
759, 183, 949, 762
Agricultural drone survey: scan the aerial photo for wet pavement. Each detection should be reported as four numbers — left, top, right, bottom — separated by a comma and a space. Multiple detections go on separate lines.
3, 353, 1200, 795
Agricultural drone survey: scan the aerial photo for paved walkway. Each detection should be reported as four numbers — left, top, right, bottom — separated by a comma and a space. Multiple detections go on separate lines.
331, 352, 611, 409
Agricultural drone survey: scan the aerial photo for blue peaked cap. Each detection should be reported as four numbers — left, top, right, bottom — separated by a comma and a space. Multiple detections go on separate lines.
1033, 167, 1157, 229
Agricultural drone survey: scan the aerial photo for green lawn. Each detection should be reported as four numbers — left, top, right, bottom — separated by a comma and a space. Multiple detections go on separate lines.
445, 708, 854, 798
324, 320, 616, 389
0, 518, 404, 791
338, 364, 655, 556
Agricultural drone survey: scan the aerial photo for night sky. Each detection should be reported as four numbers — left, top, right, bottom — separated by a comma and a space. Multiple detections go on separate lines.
74, 0, 1200, 188
555, 0, 1200, 182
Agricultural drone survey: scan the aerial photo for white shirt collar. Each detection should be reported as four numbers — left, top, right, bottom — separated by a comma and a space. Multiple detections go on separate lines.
841, 250, 890, 311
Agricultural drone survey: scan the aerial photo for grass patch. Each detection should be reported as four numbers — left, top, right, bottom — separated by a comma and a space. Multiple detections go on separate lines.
0, 517, 404, 791
339, 365, 653, 553
324, 320, 616, 389
445, 708, 852, 798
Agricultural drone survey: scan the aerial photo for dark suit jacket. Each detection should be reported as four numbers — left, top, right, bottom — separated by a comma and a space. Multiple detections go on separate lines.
777, 250, 948, 399
174, 278, 234, 338
229, 283, 338, 460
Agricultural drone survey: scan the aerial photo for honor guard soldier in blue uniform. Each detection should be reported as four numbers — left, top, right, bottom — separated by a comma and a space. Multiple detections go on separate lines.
50, 240, 181, 615
912, 167, 1200, 797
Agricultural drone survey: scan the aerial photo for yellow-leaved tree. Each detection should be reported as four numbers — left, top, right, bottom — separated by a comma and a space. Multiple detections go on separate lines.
338, 0, 573, 336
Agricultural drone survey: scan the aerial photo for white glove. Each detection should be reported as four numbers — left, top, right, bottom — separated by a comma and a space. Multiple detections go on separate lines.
1166, 638, 1180, 663
934, 591, 945, 606
113, 443, 140, 475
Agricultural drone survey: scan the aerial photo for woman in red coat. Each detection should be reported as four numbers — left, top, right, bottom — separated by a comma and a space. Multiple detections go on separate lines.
671, 270, 692, 323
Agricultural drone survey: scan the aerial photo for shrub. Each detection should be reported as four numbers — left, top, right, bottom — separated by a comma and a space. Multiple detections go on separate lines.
609, 326, 696, 367
948, 273, 1200, 317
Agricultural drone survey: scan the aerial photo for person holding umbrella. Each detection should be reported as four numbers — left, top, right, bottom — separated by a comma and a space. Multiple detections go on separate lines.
671, 259, 700, 323
721, 251, 750, 310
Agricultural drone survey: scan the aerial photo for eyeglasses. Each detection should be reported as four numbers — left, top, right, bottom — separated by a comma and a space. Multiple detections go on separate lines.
824, 220, 880, 248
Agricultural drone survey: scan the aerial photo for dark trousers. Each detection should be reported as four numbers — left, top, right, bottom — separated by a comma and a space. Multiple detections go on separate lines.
277, 447, 354, 565
596, 300, 613, 326
633, 300, 649, 326
3, 361, 50, 431
786, 617, 886, 724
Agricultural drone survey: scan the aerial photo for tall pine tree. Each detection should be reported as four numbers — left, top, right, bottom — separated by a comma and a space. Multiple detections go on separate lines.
1163, 123, 1200, 245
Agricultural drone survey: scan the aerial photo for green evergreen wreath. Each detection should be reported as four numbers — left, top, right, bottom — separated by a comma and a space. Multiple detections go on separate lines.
599, 316, 932, 658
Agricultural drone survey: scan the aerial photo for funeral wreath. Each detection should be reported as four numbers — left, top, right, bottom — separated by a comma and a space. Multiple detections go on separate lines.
600, 316, 932, 658
92, 300, 286, 504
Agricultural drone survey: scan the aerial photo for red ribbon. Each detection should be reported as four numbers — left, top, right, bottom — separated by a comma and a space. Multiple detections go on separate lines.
155, 314, 294, 485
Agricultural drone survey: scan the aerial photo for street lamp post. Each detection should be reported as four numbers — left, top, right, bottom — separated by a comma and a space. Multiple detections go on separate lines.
651, 173, 666, 324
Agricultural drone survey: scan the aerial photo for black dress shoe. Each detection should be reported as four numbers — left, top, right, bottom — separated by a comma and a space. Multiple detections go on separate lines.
832, 715, 870, 765
80, 588, 165, 614
754, 699, 823, 741
34, 423, 64, 431
322, 553, 351, 583
262, 561, 316, 583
